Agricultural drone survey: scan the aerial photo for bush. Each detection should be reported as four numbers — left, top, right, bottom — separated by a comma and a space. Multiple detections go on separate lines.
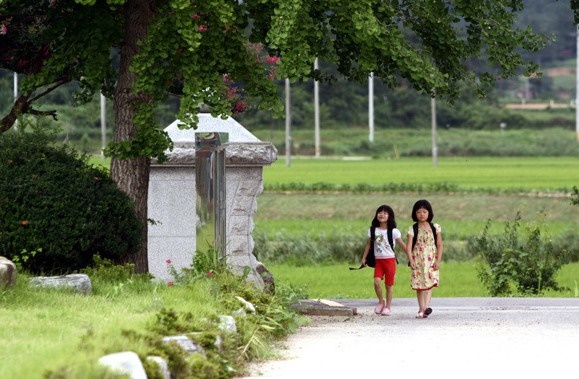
0, 128, 142, 274
468, 213, 567, 296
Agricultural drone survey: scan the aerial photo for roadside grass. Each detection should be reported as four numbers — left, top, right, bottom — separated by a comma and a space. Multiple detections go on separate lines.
0, 276, 218, 379
266, 261, 579, 299
0, 266, 305, 379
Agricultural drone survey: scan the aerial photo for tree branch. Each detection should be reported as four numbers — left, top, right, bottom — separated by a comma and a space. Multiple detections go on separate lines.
0, 78, 69, 133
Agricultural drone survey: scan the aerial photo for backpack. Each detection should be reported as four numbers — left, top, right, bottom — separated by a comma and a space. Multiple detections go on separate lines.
411, 222, 437, 250
350, 226, 395, 270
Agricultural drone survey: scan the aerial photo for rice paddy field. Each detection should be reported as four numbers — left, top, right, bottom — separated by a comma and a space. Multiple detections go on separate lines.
254, 155, 579, 298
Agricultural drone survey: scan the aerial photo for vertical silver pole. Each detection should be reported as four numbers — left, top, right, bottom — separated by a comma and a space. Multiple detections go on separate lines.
100, 94, 106, 159
195, 132, 228, 259
13, 72, 17, 100
285, 78, 292, 167
431, 97, 438, 167
13, 72, 18, 130
314, 58, 320, 157
369, 72, 374, 143
576, 24, 579, 141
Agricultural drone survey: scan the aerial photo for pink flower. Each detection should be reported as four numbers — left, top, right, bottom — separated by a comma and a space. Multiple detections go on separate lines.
265, 56, 280, 65
191, 13, 201, 19
231, 100, 247, 115
0, 24, 7, 35
206, 271, 213, 278
197, 25, 207, 32
167, 281, 174, 286
165, 259, 172, 264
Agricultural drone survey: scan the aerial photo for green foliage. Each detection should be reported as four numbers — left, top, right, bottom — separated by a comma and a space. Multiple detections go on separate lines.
470, 214, 567, 296
571, 186, 579, 206
1, 247, 306, 378
0, 127, 142, 274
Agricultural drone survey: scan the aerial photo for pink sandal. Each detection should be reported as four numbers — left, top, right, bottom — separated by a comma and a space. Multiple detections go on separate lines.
374, 303, 385, 314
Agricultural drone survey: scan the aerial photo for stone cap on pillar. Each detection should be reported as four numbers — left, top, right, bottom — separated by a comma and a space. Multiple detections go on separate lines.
154, 114, 277, 167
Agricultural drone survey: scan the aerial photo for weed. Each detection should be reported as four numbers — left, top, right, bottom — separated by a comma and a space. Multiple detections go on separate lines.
471, 213, 567, 296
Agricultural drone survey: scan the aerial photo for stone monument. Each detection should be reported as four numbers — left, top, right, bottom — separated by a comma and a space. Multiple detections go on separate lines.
148, 113, 277, 289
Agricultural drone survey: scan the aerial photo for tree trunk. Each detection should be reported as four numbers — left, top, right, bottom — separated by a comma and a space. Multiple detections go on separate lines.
110, 0, 156, 273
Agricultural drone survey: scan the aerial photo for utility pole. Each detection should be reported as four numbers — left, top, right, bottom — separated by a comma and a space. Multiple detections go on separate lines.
100, 93, 107, 159
431, 96, 438, 167
368, 72, 374, 143
285, 78, 291, 167
13, 72, 18, 129
314, 58, 320, 157
576, 24, 579, 141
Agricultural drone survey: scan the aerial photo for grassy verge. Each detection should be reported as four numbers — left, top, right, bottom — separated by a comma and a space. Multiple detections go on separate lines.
266, 261, 579, 299
0, 260, 306, 379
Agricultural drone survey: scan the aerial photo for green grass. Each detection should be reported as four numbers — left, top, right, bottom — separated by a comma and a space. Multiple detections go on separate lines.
0, 278, 220, 379
267, 261, 579, 299
254, 192, 578, 244
263, 156, 578, 192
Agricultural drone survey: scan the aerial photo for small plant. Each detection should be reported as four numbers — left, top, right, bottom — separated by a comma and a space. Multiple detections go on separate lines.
571, 186, 579, 206
471, 213, 567, 296
10, 248, 41, 271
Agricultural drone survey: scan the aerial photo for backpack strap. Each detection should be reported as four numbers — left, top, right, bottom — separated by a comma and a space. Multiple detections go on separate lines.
412, 223, 418, 250
387, 228, 399, 264
412, 222, 437, 249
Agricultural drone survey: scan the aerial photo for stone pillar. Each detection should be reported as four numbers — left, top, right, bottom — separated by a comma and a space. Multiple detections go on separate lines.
148, 114, 277, 289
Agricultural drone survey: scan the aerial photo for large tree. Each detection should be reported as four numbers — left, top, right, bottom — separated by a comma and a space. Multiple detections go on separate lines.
0, 0, 555, 272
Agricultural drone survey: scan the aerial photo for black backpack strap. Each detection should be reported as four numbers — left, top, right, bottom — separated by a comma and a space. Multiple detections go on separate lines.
430, 222, 438, 247
412, 222, 437, 249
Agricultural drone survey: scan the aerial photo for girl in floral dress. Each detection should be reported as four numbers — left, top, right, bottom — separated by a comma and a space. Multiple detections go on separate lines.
406, 199, 443, 319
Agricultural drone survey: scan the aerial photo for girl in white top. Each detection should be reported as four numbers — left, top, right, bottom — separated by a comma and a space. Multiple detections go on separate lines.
362, 204, 407, 316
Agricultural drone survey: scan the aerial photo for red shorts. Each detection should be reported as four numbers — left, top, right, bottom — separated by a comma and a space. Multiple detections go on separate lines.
374, 258, 397, 286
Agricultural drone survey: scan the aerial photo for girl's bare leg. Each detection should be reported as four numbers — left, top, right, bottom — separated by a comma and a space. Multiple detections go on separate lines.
385, 284, 393, 309
374, 277, 384, 304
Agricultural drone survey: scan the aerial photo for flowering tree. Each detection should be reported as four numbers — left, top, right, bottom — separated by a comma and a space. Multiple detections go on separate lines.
0, 0, 555, 272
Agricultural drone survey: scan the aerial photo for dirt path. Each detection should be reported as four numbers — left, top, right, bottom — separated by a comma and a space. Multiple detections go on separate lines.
238, 298, 579, 379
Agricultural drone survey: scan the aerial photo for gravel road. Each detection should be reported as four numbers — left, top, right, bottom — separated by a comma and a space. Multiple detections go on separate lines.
238, 297, 579, 379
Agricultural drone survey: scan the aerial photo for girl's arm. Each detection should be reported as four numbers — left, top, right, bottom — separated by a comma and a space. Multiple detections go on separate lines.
395, 237, 407, 255
405, 234, 415, 268
361, 238, 371, 266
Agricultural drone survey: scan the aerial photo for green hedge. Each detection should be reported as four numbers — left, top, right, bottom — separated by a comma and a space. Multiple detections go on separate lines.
0, 129, 142, 274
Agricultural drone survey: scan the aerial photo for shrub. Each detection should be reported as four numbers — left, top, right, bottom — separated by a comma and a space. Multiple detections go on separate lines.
469, 213, 567, 296
0, 128, 142, 274
571, 186, 579, 206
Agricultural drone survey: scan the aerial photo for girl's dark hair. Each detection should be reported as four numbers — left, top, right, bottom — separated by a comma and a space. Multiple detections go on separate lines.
372, 204, 397, 229
411, 199, 434, 222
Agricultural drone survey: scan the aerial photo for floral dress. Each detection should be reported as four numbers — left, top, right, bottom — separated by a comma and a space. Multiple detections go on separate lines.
407, 223, 441, 290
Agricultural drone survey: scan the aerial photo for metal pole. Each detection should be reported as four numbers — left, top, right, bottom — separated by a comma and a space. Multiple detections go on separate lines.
13, 72, 18, 130
431, 96, 438, 167
369, 72, 374, 143
576, 24, 579, 141
195, 132, 228, 260
314, 58, 320, 157
285, 78, 292, 167
100, 93, 106, 159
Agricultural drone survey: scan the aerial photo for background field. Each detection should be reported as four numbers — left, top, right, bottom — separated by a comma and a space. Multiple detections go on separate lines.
253, 156, 579, 298
261, 156, 578, 191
